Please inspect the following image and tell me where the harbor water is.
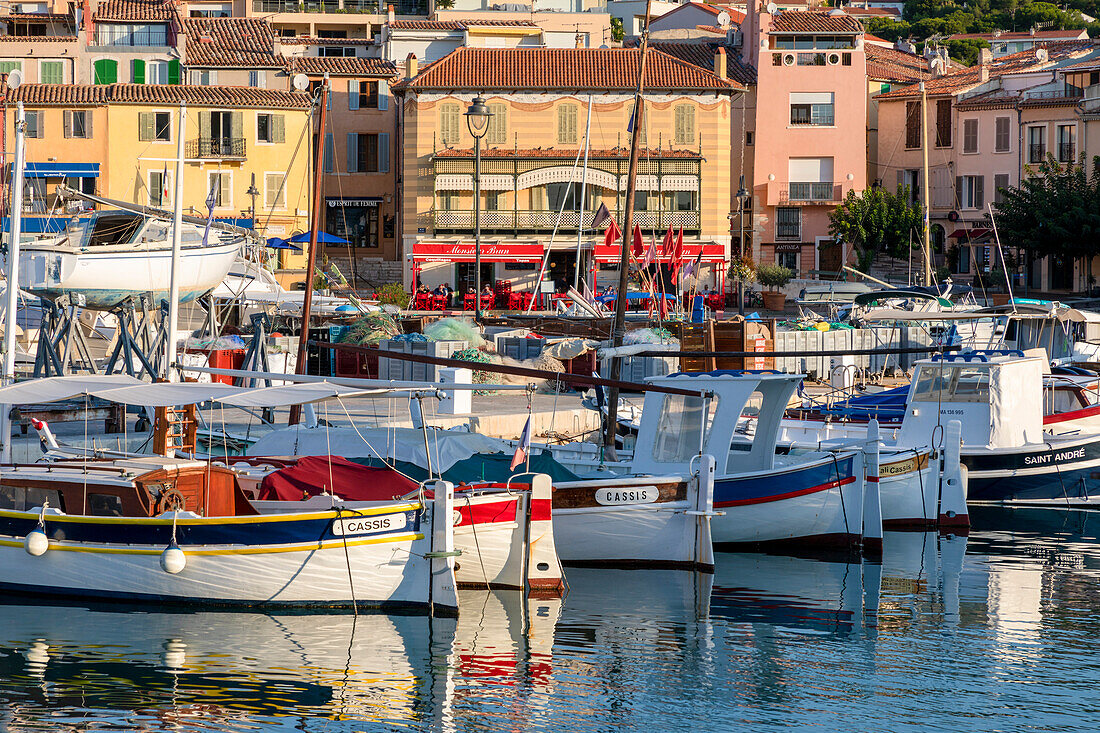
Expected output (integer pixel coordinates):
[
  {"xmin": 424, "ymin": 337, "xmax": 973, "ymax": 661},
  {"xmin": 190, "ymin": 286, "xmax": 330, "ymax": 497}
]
[{"xmin": 1, "ymin": 509, "xmax": 1099, "ymax": 731}]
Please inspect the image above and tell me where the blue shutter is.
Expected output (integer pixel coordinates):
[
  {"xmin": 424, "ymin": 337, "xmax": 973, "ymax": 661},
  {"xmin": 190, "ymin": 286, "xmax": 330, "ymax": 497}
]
[
  {"xmin": 378, "ymin": 80, "xmax": 389, "ymax": 111},
  {"xmin": 379, "ymin": 133, "xmax": 389, "ymax": 173},
  {"xmin": 323, "ymin": 132, "xmax": 334, "ymax": 173},
  {"xmin": 348, "ymin": 79, "xmax": 359, "ymax": 111},
  {"xmin": 346, "ymin": 132, "xmax": 357, "ymax": 173}
]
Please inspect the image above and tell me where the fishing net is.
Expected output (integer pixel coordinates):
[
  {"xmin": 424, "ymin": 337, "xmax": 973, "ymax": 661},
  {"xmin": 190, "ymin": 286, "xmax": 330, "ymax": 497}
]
[
  {"xmin": 624, "ymin": 327, "xmax": 679, "ymax": 346},
  {"xmin": 424, "ymin": 318, "xmax": 486, "ymax": 348},
  {"xmin": 338, "ymin": 313, "xmax": 401, "ymax": 345}
]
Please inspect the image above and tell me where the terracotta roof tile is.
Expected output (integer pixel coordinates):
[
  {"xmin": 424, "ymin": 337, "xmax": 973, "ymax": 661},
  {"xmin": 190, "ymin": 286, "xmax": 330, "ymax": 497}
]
[
  {"xmin": 396, "ymin": 47, "xmax": 741, "ymax": 91},
  {"xmin": 768, "ymin": 10, "xmax": 863, "ymax": 34},
  {"xmin": 434, "ymin": 147, "xmax": 701, "ymax": 159},
  {"xmin": 696, "ymin": 24, "xmax": 725, "ymax": 34},
  {"xmin": 866, "ymin": 44, "xmax": 931, "ymax": 83},
  {"xmin": 643, "ymin": 39, "xmax": 756, "ymax": 85},
  {"xmin": 288, "ymin": 56, "xmax": 398, "ymax": 77},
  {"xmin": 388, "ymin": 19, "xmax": 538, "ymax": 30},
  {"xmin": 5, "ymin": 83, "xmax": 311, "ymax": 109},
  {"xmin": 184, "ymin": 17, "xmax": 279, "ymax": 67},
  {"xmin": 93, "ymin": 0, "xmax": 177, "ymax": 21},
  {"xmin": 277, "ymin": 36, "xmax": 374, "ymax": 45},
  {"xmin": 0, "ymin": 34, "xmax": 78, "ymax": 41},
  {"xmin": 949, "ymin": 29, "xmax": 1087, "ymax": 41},
  {"xmin": 0, "ymin": 12, "xmax": 73, "ymax": 22}
]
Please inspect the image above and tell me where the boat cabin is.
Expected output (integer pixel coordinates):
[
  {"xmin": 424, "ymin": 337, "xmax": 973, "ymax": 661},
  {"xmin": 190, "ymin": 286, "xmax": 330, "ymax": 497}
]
[
  {"xmin": 62, "ymin": 211, "xmax": 206, "ymax": 249},
  {"xmin": 896, "ymin": 351, "xmax": 1045, "ymax": 451}
]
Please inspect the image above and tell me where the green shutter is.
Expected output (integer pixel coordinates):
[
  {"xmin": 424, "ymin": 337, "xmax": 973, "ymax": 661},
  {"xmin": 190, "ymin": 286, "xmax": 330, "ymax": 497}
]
[
  {"xmin": 131, "ymin": 59, "xmax": 145, "ymax": 84},
  {"xmin": 139, "ymin": 112, "xmax": 154, "ymax": 141},
  {"xmin": 93, "ymin": 59, "xmax": 117, "ymax": 85},
  {"xmin": 167, "ymin": 59, "xmax": 181, "ymax": 85},
  {"xmin": 272, "ymin": 114, "xmax": 285, "ymax": 144},
  {"xmin": 40, "ymin": 61, "xmax": 62, "ymax": 84}
]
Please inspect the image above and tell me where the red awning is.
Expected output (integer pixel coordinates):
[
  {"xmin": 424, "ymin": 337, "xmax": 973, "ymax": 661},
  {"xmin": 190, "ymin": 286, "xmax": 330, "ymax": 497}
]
[
  {"xmin": 258, "ymin": 456, "xmax": 418, "ymax": 502},
  {"xmin": 948, "ymin": 228, "xmax": 992, "ymax": 240},
  {"xmin": 592, "ymin": 241, "xmax": 725, "ymax": 263},
  {"xmin": 412, "ymin": 241, "xmax": 544, "ymax": 262}
]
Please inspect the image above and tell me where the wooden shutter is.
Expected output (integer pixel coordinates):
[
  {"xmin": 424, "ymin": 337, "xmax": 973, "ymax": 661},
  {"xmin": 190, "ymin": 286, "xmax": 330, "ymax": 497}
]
[
  {"xmin": 131, "ymin": 59, "xmax": 145, "ymax": 84},
  {"xmin": 85, "ymin": 112, "xmax": 92, "ymax": 139},
  {"xmin": 63, "ymin": 110, "xmax": 72, "ymax": 138},
  {"xmin": 348, "ymin": 79, "xmax": 359, "ymax": 110},
  {"xmin": 219, "ymin": 174, "xmax": 230, "ymax": 207},
  {"xmin": 167, "ymin": 59, "xmax": 181, "ymax": 84},
  {"xmin": 487, "ymin": 103, "xmax": 506, "ymax": 144},
  {"xmin": 935, "ymin": 99, "xmax": 951, "ymax": 147},
  {"xmin": 138, "ymin": 112, "xmax": 154, "ymax": 141},
  {"xmin": 569, "ymin": 104, "xmax": 578, "ymax": 143},
  {"xmin": 994, "ymin": 173, "xmax": 1009, "ymax": 204},
  {"xmin": 379, "ymin": 132, "xmax": 389, "ymax": 173},
  {"xmin": 231, "ymin": 111, "xmax": 243, "ymax": 140},
  {"xmin": 378, "ymin": 79, "xmax": 389, "ymax": 110},
  {"xmin": 347, "ymin": 132, "xmax": 358, "ymax": 173},
  {"xmin": 323, "ymin": 132, "xmax": 334, "ymax": 173},
  {"xmin": 199, "ymin": 111, "xmax": 211, "ymax": 140},
  {"xmin": 974, "ymin": 176, "xmax": 984, "ymax": 209},
  {"xmin": 272, "ymin": 114, "xmax": 285, "ymax": 144},
  {"xmin": 94, "ymin": 59, "xmax": 117, "ymax": 85},
  {"xmin": 906, "ymin": 101, "xmax": 920, "ymax": 148},
  {"xmin": 41, "ymin": 61, "xmax": 62, "ymax": 84},
  {"xmin": 955, "ymin": 176, "xmax": 963, "ymax": 207}
]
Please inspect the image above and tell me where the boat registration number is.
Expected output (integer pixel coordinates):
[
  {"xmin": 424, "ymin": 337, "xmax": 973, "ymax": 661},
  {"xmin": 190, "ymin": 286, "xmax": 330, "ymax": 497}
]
[
  {"xmin": 594, "ymin": 486, "xmax": 659, "ymax": 506},
  {"xmin": 331, "ymin": 513, "xmax": 407, "ymax": 536}
]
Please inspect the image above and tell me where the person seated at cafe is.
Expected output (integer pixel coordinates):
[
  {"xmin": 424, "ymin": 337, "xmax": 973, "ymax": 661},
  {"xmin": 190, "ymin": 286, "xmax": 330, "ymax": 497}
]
[{"xmin": 481, "ymin": 284, "xmax": 494, "ymax": 296}]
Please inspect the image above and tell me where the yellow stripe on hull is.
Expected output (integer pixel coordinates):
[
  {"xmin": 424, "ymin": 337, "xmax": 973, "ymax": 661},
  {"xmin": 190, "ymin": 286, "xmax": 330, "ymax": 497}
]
[{"xmin": 0, "ymin": 532, "xmax": 425, "ymax": 556}]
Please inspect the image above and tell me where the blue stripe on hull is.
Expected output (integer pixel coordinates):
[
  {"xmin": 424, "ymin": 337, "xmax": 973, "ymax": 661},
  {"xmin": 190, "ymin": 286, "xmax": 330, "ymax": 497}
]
[
  {"xmin": 968, "ymin": 466, "xmax": 1100, "ymax": 504},
  {"xmin": 715, "ymin": 455, "xmax": 856, "ymax": 506}
]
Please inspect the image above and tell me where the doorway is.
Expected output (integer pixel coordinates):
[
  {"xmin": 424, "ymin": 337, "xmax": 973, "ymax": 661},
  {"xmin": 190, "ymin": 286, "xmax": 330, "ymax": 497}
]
[
  {"xmin": 456, "ymin": 262, "xmax": 494, "ymax": 296},
  {"xmin": 548, "ymin": 251, "xmax": 577, "ymax": 293}
]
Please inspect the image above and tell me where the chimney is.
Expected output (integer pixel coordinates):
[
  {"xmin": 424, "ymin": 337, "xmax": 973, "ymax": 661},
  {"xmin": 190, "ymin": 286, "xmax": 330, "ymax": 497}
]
[
  {"xmin": 980, "ymin": 64, "xmax": 989, "ymax": 82},
  {"xmin": 979, "ymin": 47, "xmax": 992, "ymax": 66},
  {"xmin": 714, "ymin": 46, "xmax": 727, "ymax": 79},
  {"xmin": 387, "ymin": 3, "xmax": 395, "ymax": 22},
  {"xmin": 405, "ymin": 52, "xmax": 418, "ymax": 79},
  {"xmin": 575, "ymin": 29, "xmax": 584, "ymax": 48}
]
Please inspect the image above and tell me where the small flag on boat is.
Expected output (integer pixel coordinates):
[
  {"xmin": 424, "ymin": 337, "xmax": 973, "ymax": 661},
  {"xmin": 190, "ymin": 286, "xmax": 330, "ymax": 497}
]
[
  {"xmin": 161, "ymin": 164, "xmax": 170, "ymax": 206},
  {"xmin": 201, "ymin": 181, "xmax": 217, "ymax": 248},
  {"xmin": 662, "ymin": 226, "xmax": 675, "ymax": 266},
  {"xmin": 631, "ymin": 225, "xmax": 643, "ymax": 259},
  {"xmin": 510, "ymin": 416, "xmax": 532, "ymax": 471},
  {"xmin": 591, "ymin": 202, "xmax": 612, "ymax": 230},
  {"xmin": 642, "ymin": 232, "xmax": 657, "ymax": 269},
  {"xmin": 603, "ymin": 217, "xmax": 622, "ymax": 248}
]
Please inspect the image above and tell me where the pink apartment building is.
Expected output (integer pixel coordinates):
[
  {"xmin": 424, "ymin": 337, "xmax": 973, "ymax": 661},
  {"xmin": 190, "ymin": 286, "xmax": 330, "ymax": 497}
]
[{"xmin": 740, "ymin": 4, "xmax": 868, "ymax": 277}]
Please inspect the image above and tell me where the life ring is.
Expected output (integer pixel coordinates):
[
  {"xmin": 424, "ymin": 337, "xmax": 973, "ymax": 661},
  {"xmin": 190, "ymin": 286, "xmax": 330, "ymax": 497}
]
[{"xmin": 155, "ymin": 487, "xmax": 186, "ymax": 515}]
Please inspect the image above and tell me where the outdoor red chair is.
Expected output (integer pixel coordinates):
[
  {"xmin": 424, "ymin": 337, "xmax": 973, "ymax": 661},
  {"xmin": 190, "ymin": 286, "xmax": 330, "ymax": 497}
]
[
  {"xmin": 480, "ymin": 293, "xmax": 495, "ymax": 310},
  {"xmin": 431, "ymin": 294, "xmax": 447, "ymax": 311},
  {"xmin": 463, "ymin": 293, "xmax": 476, "ymax": 310},
  {"xmin": 414, "ymin": 293, "xmax": 432, "ymax": 310}
]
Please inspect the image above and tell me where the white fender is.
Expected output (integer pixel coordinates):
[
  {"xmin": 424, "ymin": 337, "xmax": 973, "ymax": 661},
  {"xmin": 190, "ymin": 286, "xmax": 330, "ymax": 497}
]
[
  {"xmin": 430, "ymin": 480, "xmax": 459, "ymax": 616},
  {"xmin": 938, "ymin": 420, "xmax": 969, "ymax": 530},
  {"xmin": 862, "ymin": 419, "xmax": 883, "ymax": 556},
  {"xmin": 690, "ymin": 454, "xmax": 717, "ymax": 570},
  {"xmin": 525, "ymin": 474, "xmax": 565, "ymax": 597}
]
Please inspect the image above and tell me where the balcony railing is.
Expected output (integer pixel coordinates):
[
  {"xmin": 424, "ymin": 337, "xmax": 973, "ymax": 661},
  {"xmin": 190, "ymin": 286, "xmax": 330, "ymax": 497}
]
[
  {"xmin": 433, "ymin": 209, "xmax": 701, "ymax": 233},
  {"xmin": 782, "ymin": 182, "xmax": 839, "ymax": 203},
  {"xmin": 253, "ymin": 0, "xmax": 423, "ymax": 11},
  {"xmin": 186, "ymin": 137, "xmax": 245, "ymax": 159},
  {"xmin": 1059, "ymin": 143, "xmax": 1076, "ymax": 162},
  {"xmin": 1028, "ymin": 144, "xmax": 1046, "ymax": 163}
]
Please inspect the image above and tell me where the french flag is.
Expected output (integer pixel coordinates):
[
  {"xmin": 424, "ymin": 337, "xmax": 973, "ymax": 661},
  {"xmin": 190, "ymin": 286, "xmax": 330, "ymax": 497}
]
[{"xmin": 511, "ymin": 416, "xmax": 532, "ymax": 471}]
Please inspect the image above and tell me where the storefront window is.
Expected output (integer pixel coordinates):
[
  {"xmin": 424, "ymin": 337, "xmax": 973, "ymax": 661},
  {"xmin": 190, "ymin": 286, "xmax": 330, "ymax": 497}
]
[{"xmin": 325, "ymin": 198, "xmax": 380, "ymax": 248}]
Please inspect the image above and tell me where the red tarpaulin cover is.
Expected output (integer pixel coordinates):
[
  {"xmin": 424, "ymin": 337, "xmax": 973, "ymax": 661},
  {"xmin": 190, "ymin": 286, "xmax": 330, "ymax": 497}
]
[{"xmin": 258, "ymin": 455, "xmax": 419, "ymax": 502}]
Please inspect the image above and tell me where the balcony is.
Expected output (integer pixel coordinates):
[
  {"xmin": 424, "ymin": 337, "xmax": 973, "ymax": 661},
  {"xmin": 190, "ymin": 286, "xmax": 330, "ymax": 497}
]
[
  {"xmin": 433, "ymin": 209, "xmax": 701, "ymax": 233},
  {"xmin": 780, "ymin": 182, "xmax": 840, "ymax": 204},
  {"xmin": 1028, "ymin": 144, "xmax": 1047, "ymax": 164},
  {"xmin": 186, "ymin": 137, "xmax": 245, "ymax": 160},
  {"xmin": 253, "ymin": 0, "xmax": 422, "ymax": 11}
]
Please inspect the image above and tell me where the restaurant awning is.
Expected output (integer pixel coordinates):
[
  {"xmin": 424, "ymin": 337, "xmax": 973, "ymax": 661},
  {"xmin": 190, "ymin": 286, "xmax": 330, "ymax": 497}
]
[
  {"xmin": 411, "ymin": 241, "xmax": 544, "ymax": 263},
  {"xmin": 592, "ymin": 240, "xmax": 725, "ymax": 263},
  {"xmin": 948, "ymin": 227, "xmax": 992, "ymax": 240},
  {"xmin": 13, "ymin": 162, "xmax": 101, "ymax": 178}
]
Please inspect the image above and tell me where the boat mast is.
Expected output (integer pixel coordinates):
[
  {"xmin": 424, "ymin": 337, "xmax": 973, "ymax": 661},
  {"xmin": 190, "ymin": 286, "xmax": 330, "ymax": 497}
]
[
  {"xmin": 920, "ymin": 81, "xmax": 931, "ymax": 286},
  {"xmin": 573, "ymin": 93, "xmax": 593, "ymax": 291},
  {"xmin": 1, "ymin": 99, "xmax": 26, "ymax": 463},
  {"xmin": 604, "ymin": 0, "xmax": 653, "ymax": 452},
  {"xmin": 165, "ymin": 102, "xmax": 186, "ymax": 382},
  {"xmin": 290, "ymin": 81, "xmax": 329, "ymax": 425}
]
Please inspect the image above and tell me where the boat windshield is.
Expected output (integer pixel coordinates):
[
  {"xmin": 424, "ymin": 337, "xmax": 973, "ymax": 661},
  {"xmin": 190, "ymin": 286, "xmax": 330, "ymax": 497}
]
[
  {"xmin": 651, "ymin": 393, "xmax": 717, "ymax": 463},
  {"xmin": 911, "ymin": 365, "xmax": 991, "ymax": 403},
  {"xmin": 87, "ymin": 214, "xmax": 145, "ymax": 246}
]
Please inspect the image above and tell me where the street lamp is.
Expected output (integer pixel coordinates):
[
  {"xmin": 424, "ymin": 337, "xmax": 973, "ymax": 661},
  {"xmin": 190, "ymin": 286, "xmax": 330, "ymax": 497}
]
[
  {"xmin": 465, "ymin": 96, "xmax": 492, "ymax": 320},
  {"xmin": 735, "ymin": 175, "xmax": 751, "ymax": 316}
]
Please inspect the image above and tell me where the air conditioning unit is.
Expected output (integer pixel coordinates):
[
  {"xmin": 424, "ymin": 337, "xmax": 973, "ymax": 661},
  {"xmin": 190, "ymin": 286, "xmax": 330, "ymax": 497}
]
[
  {"xmin": 783, "ymin": 52, "xmax": 796, "ymax": 66},
  {"xmin": 827, "ymin": 52, "xmax": 841, "ymax": 65}
]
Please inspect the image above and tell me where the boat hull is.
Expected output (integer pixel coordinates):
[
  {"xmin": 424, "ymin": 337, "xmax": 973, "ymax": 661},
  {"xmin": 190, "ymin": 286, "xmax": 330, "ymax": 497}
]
[
  {"xmin": 0, "ymin": 503, "xmax": 442, "ymax": 609},
  {"xmin": 962, "ymin": 435, "xmax": 1100, "ymax": 506},
  {"xmin": 20, "ymin": 240, "xmax": 241, "ymax": 310}
]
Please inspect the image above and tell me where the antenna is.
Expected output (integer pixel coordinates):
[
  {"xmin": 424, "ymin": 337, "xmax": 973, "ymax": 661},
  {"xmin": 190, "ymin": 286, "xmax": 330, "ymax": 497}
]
[{"xmin": 292, "ymin": 73, "xmax": 309, "ymax": 91}]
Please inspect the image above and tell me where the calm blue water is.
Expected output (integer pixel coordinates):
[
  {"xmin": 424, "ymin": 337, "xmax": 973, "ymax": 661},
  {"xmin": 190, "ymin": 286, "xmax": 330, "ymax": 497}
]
[{"xmin": 2, "ymin": 507, "xmax": 1100, "ymax": 732}]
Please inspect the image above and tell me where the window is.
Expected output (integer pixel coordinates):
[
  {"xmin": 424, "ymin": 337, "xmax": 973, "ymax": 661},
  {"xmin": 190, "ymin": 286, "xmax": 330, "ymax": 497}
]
[
  {"xmin": 994, "ymin": 173, "xmax": 1009, "ymax": 204},
  {"xmin": 96, "ymin": 22, "xmax": 168, "ymax": 46},
  {"xmin": 265, "ymin": 173, "xmax": 286, "ymax": 210},
  {"xmin": 93, "ymin": 58, "xmax": 118, "ymax": 84},
  {"xmin": 207, "ymin": 172, "xmax": 230, "ymax": 208},
  {"xmin": 323, "ymin": 132, "xmax": 334, "ymax": 173},
  {"xmin": 776, "ymin": 250, "xmax": 798, "ymax": 271},
  {"xmin": 88, "ymin": 493, "xmax": 124, "ymax": 517},
  {"xmin": 788, "ymin": 157, "xmax": 834, "ymax": 201},
  {"xmin": 746, "ymin": 131, "xmax": 754, "ymax": 146},
  {"xmin": 146, "ymin": 60, "xmax": 168, "ymax": 84},
  {"xmin": 934, "ymin": 99, "xmax": 951, "ymax": 147},
  {"xmin": 957, "ymin": 175, "xmax": 984, "ymax": 209},
  {"xmin": 995, "ymin": 116, "xmax": 1010, "ymax": 152},
  {"xmin": 437, "ymin": 192, "xmax": 457, "ymax": 211},
  {"xmin": 487, "ymin": 103, "xmax": 507, "ymax": 145},
  {"xmin": 628, "ymin": 102, "xmax": 646, "ymax": 146},
  {"xmin": 149, "ymin": 169, "xmax": 171, "ymax": 207},
  {"xmin": 651, "ymin": 394, "xmax": 716, "ymax": 464},
  {"xmin": 558, "ymin": 103, "xmax": 578, "ymax": 144},
  {"xmin": 667, "ymin": 190, "xmax": 696, "ymax": 211},
  {"xmin": 346, "ymin": 132, "xmax": 390, "ymax": 173},
  {"xmin": 776, "ymin": 206, "xmax": 800, "ymax": 240},
  {"xmin": 39, "ymin": 60, "xmax": 63, "ymax": 84},
  {"xmin": 911, "ymin": 366, "xmax": 990, "ymax": 404},
  {"xmin": 0, "ymin": 61, "xmax": 21, "ymax": 75},
  {"xmin": 789, "ymin": 92, "xmax": 834, "ymax": 126},
  {"xmin": 192, "ymin": 69, "xmax": 216, "ymax": 85},
  {"xmin": 1057, "ymin": 124, "xmax": 1075, "ymax": 162},
  {"xmin": 905, "ymin": 100, "xmax": 921, "ymax": 149},
  {"xmin": 64, "ymin": 110, "xmax": 91, "ymax": 139},
  {"xmin": 256, "ymin": 113, "xmax": 283, "ymax": 144},
  {"xmin": 319, "ymin": 46, "xmax": 355, "ymax": 57},
  {"xmin": 24, "ymin": 110, "xmax": 42, "ymax": 138},
  {"xmin": 951, "ymin": 241, "xmax": 970, "ymax": 274},
  {"xmin": 138, "ymin": 111, "xmax": 172, "ymax": 141},
  {"xmin": 962, "ymin": 118, "xmax": 978, "ymax": 154},
  {"xmin": 1028, "ymin": 126, "xmax": 1046, "ymax": 163},
  {"xmin": 440, "ymin": 103, "xmax": 460, "ymax": 146},
  {"xmin": 248, "ymin": 70, "xmax": 266, "ymax": 88},
  {"xmin": 547, "ymin": 182, "xmax": 591, "ymax": 211},
  {"xmin": 897, "ymin": 168, "xmax": 920, "ymax": 204},
  {"xmin": 674, "ymin": 104, "xmax": 695, "ymax": 144}
]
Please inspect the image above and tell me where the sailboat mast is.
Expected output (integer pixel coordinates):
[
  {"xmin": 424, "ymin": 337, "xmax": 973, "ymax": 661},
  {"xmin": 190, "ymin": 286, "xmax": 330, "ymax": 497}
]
[
  {"xmin": 574, "ymin": 93, "xmax": 593, "ymax": 291},
  {"xmin": 1, "ymin": 100, "xmax": 26, "ymax": 463},
  {"xmin": 920, "ymin": 81, "xmax": 931, "ymax": 286},
  {"xmin": 290, "ymin": 81, "xmax": 329, "ymax": 425},
  {"xmin": 604, "ymin": 0, "xmax": 654, "ymax": 451},
  {"xmin": 165, "ymin": 102, "xmax": 186, "ymax": 382}
]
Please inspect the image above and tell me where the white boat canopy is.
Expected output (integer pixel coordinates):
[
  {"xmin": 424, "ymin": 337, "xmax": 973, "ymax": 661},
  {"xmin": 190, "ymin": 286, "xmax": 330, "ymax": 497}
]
[{"xmin": 858, "ymin": 307, "xmax": 1089, "ymax": 322}]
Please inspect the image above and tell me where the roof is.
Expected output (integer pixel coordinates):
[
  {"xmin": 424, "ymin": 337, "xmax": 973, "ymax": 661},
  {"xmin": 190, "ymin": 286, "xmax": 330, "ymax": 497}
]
[
  {"xmin": 288, "ymin": 56, "xmax": 398, "ymax": 77},
  {"xmin": 949, "ymin": 29, "xmax": 1088, "ymax": 42},
  {"xmin": 655, "ymin": 2, "xmax": 746, "ymax": 25},
  {"xmin": 842, "ymin": 6, "xmax": 899, "ymax": 15},
  {"xmin": 277, "ymin": 36, "xmax": 375, "ymax": 45},
  {"xmin": 866, "ymin": 44, "xmax": 930, "ymax": 83},
  {"xmin": 644, "ymin": 39, "xmax": 757, "ymax": 85},
  {"xmin": 696, "ymin": 24, "xmax": 726, "ymax": 34},
  {"xmin": 395, "ymin": 47, "xmax": 742, "ymax": 92},
  {"xmin": 388, "ymin": 19, "xmax": 538, "ymax": 31},
  {"xmin": 0, "ymin": 12, "xmax": 73, "ymax": 22},
  {"xmin": 875, "ymin": 40, "xmax": 1098, "ymax": 100},
  {"xmin": 0, "ymin": 34, "xmax": 78, "ymax": 41},
  {"xmin": 4, "ymin": 83, "xmax": 311, "ymax": 109},
  {"xmin": 92, "ymin": 0, "xmax": 177, "ymax": 22},
  {"xmin": 183, "ymin": 17, "xmax": 279, "ymax": 68},
  {"xmin": 768, "ymin": 10, "xmax": 863, "ymax": 34},
  {"xmin": 434, "ymin": 147, "xmax": 702, "ymax": 159}
]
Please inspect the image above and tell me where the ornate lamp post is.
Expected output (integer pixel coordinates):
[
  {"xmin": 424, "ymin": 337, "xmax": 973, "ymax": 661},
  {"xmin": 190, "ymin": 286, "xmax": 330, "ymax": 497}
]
[
  {"xmin": 735, "ymin": 175, "xmax": 751, "ymax": 316},
  {"xmin": 464, "ymin": 97, "xmax": 492, "ymax": 320}
]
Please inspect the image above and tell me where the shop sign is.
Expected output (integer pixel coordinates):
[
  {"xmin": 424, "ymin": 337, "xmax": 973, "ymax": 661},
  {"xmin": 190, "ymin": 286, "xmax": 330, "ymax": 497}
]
[{"xmin": 413, "ymin": 241, "xmax": 544, "ymax": 262}]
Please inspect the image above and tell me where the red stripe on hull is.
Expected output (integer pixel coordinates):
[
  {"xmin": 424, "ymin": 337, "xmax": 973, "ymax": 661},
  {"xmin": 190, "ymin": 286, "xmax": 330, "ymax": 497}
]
[
  {"xmin": 715, "ymin": 476, "xmax": 857, "ymax": 508},
  {"xmin": 1045, "ymin": 404, "xmax": 1100, "ymax": 425},
  {"xmin": 527, "ymin": 578, "xmax": 566, "ymax": 598},
  {"xmin": 457, "ymin": 499, "xmax": 519, "ymax": 527},
  {"xmin": 529, "ymin": 498, "xmax": 552, "ymax": 522},
  {"xmin": 883, "ymin": 518, "xmax": 938, "ymax": 530},
  {"xmin": 714, "ymin": 531, "xmax": 862, "ymax": 557}
]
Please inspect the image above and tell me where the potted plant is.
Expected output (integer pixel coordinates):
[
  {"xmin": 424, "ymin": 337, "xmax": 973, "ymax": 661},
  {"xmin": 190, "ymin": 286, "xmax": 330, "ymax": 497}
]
[
  {"xmin": 728, "ymin": 256, "xmax": 756, "ymax": 311},
  {"xmin": 755, "ymin": 263, "xmax": 792, "ymax": 311}
]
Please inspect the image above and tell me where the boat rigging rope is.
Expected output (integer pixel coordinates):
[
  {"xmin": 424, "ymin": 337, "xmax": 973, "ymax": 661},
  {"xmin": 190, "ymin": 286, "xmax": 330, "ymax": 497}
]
[
  {"xmin": 911, "ymin": 448, "xmax": 930, "ymax": 525},
  {"xmin": 333, "ymin": 395, "xmax": 393, "ymax": 467},
  {"xmin": 463, "ymin": 493, "xmax": 490, "ymax": 591},
  {"xmin": 1045, "ymin": 439, "xmax": 1073, "ymax": 508},
  {"xmin": 829, "ymin": 452, "xmax": 850, "ymax": 539}
]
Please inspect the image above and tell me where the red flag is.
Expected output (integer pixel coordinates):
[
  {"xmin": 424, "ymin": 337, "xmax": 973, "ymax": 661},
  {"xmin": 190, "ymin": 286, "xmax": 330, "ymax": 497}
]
[
  {"xmin": 603, "ymin": 218, "xmax": 622, "ymax": 248},
  {"xmin": 670, "ymin": 227, "xmax": 684, "ymax": 277},
  {"xmin": 631, "ymin": 225, "xmax": 643, "ymax": 259},
  {"xmin": 662, "ymin": 226, "xmax": 675, "ymax": 266}
]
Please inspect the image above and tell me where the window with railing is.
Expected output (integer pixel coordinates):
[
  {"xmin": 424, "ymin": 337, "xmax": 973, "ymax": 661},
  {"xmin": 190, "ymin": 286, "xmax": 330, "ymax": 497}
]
[
  {"xmin": 95, "ymin": 22, "xmax": 167, "ymax": 46},
  {"xmin": 776, "ymin": 206, "xmax": 801, "ymax": 240},
  {"xmin": 1028, "ymin": 126, "xmax": 1046, "ymax": 163},
  {"xmin": 1057, "ymin": 124, "xmax": 1075, "ymax": 162},
  {"xmin": 789, "ymin": 92, "xmax": 834, "ymax": 126},
  {"xmin": 186, "ymin": 137, "xmax": 245, "ymax": 158},
  {"xmin": 787, "ymin": 182, "xmax": 834, "ymax": 201}
]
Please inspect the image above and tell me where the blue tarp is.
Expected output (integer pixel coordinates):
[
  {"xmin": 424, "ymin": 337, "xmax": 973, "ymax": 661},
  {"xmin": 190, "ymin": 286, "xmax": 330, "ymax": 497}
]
[
  {"xmin": 9, "ymin": 162, "xmax": 100, "ymax": 178},
  {"xmin": 3, "ymin": 215, "xmax": 254, "ymax": 234}
]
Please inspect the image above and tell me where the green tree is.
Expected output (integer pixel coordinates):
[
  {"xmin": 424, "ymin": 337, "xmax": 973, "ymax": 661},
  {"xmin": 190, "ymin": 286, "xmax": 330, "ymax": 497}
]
[
  {"xmin": 611, "ymin": 17, "xmax": 625, "ymax": 42},
  {"xmin": 828, "ymin": 187, "xmax": 923, "ymax": 272},
  {"xmin": 945, "ymin": 38, "xmax": 992, "ymax": 65},
  {"xmin": 993, "ymin": 155, "xmax": 1100, "ymax": 262}
]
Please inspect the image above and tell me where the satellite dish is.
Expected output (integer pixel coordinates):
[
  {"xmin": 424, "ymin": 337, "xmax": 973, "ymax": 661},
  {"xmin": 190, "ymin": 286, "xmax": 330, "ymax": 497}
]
[
  {"xmin": 766, "ymin": 2, "xmax": 777, "ymax": 14},
  {"xmin": 599, "ymin": 43, "xmax": 609, "ymax": 49},
  {"xmin": 292, "ymin": 73, "xmax": 309, "ymax": 91},
  {"xmin": 6, "ymin": 69, "xmax": 23, "ymax": 90},
  {"xmin": 717, "ymin": 10, "xmax": 730, "ymax": 25}
]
